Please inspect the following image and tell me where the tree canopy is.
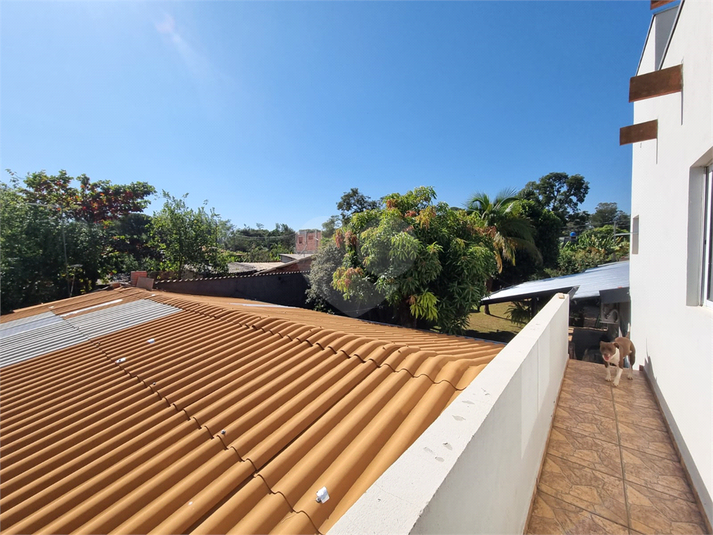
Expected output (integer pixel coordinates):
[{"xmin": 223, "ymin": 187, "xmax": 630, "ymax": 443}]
[
  {"xmin": 590, "ymin": 202, "xmax": 630, "ymax": 230},
  {"xmin": 149, "ymin": 192, "xmax": 228, "ymax": 276},
  {"xmin": 336, "ymin": 188, "xmax": 379, "ymax": 223},
  {"xmin": 332, "ymin": 186, "xmax": 497, "ymax": 333},
  {"xmin": 520, "ymin": 172, "xmax": 590, "ymax": 231},
  {"xmin": 21, "ymin": 170, "xmax": 155, "ymax": 223},
  {"xmin": 465, "ymin": 189, "xmax": 540, "ymax": 272},
  {"xmin": 1, "ymin": 171, "xmax": 157, "ymax": 313}
]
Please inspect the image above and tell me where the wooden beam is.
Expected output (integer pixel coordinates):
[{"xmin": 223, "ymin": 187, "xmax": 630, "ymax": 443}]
[
  {"xmin": 629, "ymin": 65, "xmax": 682, "ymax": 102},
  {"xmin": 620, "ymin": 120, "xmax": 658, "ymax": 145},
  {"xmin": 651, "ymin": 0, "xmax": 675, "ymax": 9}
]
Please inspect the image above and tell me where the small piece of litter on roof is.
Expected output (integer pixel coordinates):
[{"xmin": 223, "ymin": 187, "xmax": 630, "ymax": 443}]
[
  {"xmin": 116, "ymin": 358, "xmax": 126, "ymax": 364},
  {"xmin": 316, "ymin": 486, "xmax": 330, "ymax": 503},
  {"xmin": 147, "ymin": 338, "xmax": 155, "ymax": 344},
  {"xmin": 220, "ymin": 430, "xmax": 226, "ymax": 435}
]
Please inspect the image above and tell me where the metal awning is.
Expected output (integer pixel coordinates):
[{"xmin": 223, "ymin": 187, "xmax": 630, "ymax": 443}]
[{"xmin": 482, "ymin": 261, "xmax": 629, "ymax": 304}]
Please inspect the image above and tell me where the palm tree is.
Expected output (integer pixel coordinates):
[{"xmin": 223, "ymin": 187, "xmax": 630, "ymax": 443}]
[{"xmin": 465, "ymin": 189, "xmax": 541, "ymax": 314}]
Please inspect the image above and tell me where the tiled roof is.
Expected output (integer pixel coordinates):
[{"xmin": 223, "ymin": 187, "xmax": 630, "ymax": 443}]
[{"xmin": 0, "ymin": 288, "xmax": 502, "ymax": 534}]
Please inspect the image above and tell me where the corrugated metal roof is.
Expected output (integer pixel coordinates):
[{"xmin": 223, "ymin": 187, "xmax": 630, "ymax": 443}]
[
  {"xmin": 0, "ymin": 289, "xmax": 503, "ymax": 534},
  {"xmin": 0, "ymin": 298, "xmax": 180, "ymax": 370},
  {"xmin": 482, "ymin": 261, "xmax": 629, "ymax": 304},
  {"xmin": 228, "ymin": 262, "xmax": 284, "ymax": 273}
]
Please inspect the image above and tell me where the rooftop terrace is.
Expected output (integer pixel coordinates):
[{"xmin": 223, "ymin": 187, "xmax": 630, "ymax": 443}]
[{"xmin": 527, "ymin": 360, "xmax": 709, "ymax": 535}]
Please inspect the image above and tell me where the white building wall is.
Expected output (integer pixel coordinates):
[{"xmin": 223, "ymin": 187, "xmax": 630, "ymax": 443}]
[
  {"xmin": 330, "ymin": 293, "xmax": 570, "ymax": 535},
  {"xmin": 630, "ymin": 0, "xmax": 713, "ymax": 525}
]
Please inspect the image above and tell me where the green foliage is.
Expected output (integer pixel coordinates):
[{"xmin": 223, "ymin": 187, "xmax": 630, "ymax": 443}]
[
  {"xmin": 149, "ymin": 192, "xmax": 228, "ymax": 277},
  {"xmin": 555, "ymin": 227, "xmax": 629, "ymax": 276},
  {"xmin": 506, "ymin": 301, "xmax": 532, "ymax": 326},
  {"xmin": 1, "ymin": 182, "xmax": 65, "ymax": 311},
  {"xmin": 321, "ymin": 215, "xmax": 340, "ymax": 240},
  {"xmin": 21, "ymin": 169, "xmax": 155, "ymax": 224},
  {"xmin": 498, "ymin": 200, "xmax": 562, "ymax": 286},
  {"xmin": 590, "ymin": 202, "xmax": 630, "ymax": 231},
  {"xmin": 306, "ymin": 241, "xmax": 349, "ymax": 312},
  {"xmin": 1, "ymin": 171, "xmax": 158, "ymax": 312},
  {"xmin": 332, "ymin": 186, "xmax": 497, "ymax": 334},
  {"xmin": 465, "ymin": 189, "xmax": 541, "ymax": 272},
  {"xmin": 337, "ymin": 188, "xmax": 379, "ymax": 224},
  {"xmin": 221, "ymin": 222, "xmax": 295, "ymax": 260},
  {"xmin": 520, "ymin": 172, "xmax": 590, "ymax": 228}
]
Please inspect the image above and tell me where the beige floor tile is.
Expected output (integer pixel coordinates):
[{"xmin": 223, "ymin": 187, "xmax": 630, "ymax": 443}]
[
  {"xmin": 559, "ymin": 388, "xmax": 617, "ymax": 419},
  {"xmin": 615, "ymin": 400, "xmax": 668, "ymax": 432},
  {"xmin": 561, "ymin": 377, "xmax": 614, "ymax": 403},
  {"xmin": 621, "ymin": 446, "xmax": 695, "ymax": 502},
  {"xmin": 548, "ymin": 426, "xmax": 623, "ymax": 478},
  {"xmin": 538, "ymin": 454, "xmax": 628, "ymax": 527},
  {"xmin": 613, "ymin": 383, "xmax": 658, "ymax": 409},
  {"xmin": 527, "ymin": 492, "xmax": 629, "ymax": 535},
  {"xmin": 626, "ymin": 481, "xmax": 707, "ymax": 534},
  {"xmin": 554, "ymin": 405, "xmax": 619, "ymax": 444},
  {"xmin": 617, "ymin": 421, "xmax": 678, "ymax": 462}
]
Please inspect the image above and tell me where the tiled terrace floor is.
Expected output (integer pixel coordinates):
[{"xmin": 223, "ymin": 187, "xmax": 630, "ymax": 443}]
[{"xmin": 526, "ymin": 359, "xmax": 709, "ymax": 535}]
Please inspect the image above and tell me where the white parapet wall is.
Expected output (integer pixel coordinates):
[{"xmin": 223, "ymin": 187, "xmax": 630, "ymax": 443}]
[{"xmin": 330, "ymin": 293, "xmax": 570, "ymax": 535}]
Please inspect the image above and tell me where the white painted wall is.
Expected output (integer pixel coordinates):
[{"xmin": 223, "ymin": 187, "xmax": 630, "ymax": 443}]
[
  {"xmin": 329, "ymin": 293, "xmax": 570, "ymax": 535},
  {"xmin": 630, "ymin": 0, "xmax": 713, "ymax": 526}
]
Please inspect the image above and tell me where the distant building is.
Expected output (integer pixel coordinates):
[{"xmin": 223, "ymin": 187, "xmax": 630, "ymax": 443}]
[{"xmin": 295, "ymin": 229, "xmax": 321, "ymax": 253}]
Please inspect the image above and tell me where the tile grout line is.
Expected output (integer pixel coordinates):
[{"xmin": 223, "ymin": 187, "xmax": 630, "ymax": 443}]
[
  {"xmin": 536, "ymin": 489, "xmax": 630, "ymax": 534},
  {"xmin": 610, "ymin": 382, "xmax": 634, "ymax": 533}
]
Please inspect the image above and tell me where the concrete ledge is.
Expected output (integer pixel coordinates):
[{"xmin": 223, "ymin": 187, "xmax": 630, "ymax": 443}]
[{"xmin": 329, "ymin": 293, "xmax": 570, "ymax": 535}]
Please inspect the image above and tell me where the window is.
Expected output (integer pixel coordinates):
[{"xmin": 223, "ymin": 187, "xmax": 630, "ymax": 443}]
[
  {"xmin": 631, "ymin": 216, "xmax": 640, "ymax": 255},
  {"xmin": 703, "ymin": 166, "xmax": 713, "ymax": 305}
]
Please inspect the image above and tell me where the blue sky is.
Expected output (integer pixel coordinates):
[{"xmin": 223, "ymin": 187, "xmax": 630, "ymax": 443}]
[{"xmin": 1, "ymin": 1, "xmax": 651, "ymax": 231}]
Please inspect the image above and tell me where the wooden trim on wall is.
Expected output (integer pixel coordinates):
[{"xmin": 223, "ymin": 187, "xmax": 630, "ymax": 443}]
[
  {"xmin": 651, "ymin": 0, "xmax": 675, "ymax": 9},
  {"xmin": 620, "ymin": 120, "xmax": 658, "ymax": 145},
  {"xmin": 629, "ymin": 65, "xmax": 682, "ymax": 102}
]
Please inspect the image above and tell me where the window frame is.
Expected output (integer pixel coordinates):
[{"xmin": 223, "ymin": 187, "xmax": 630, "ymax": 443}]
[{"xmin": 703, "ymin": 165, "xmax": 713, "ymax": 307}]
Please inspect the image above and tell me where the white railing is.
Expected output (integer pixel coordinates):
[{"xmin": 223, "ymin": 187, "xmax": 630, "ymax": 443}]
[{"xmin": 330, "ymin": 293, "xmax": 570, "ymax": 535}]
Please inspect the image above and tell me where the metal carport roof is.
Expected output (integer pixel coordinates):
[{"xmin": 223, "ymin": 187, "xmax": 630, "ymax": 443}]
[{"xmin": 482, "ymin": 261, "xmax": 629, "ymax": 304}]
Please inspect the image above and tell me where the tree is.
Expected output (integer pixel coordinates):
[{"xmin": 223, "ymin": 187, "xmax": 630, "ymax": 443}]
[
  {"xmin": 321, "ymin": 215, "xmax": 340, "ymax": 240},
  {"xmin": 591, "ymin": 202, "xmax": 630, "ymax": 231},
  {"xmin": 465, "ymin": 189, "xmax": 541, "ymax": 314},
  {"xmin": 149, "ymin": 192, "xmax": 228, "ymax": 277},
  {"xmin": 337, "ymin": 188, "xmax": 379, "ymax": 224},
  {"xmin": 520, "ymin": 172, "xmax": 590, "ymax": 228},
  {"xmin": 1, "ymin": 181, "xmax": 66, "ymax": 312},
  {"xmin": 464, "ymin": 189, "xmax": 540, "ymax": 272},
  {"xmin": 555, "ymin": 227, "xmax": 629, "ymax": 276},
  {"xmin": 498, "ymin": 199, "xmax": 563, "ymax": 287},
  {"xmin": 1, "ymin": 170, "xmax": 157, "ymax": 312},
  {"xmin": 222, "ymin": 223, "xmax": 296, "ymax": 260},
  {"xmin": 21, "ymin": 170, "xmax": 155, "ymax": 223},
  {"xmin": 332, "ymin": 186, "xmax": 497, "ymax": 334},
  {"xmin": 306, "ymin": 241, "xmax": 350, "ymax": 313}
]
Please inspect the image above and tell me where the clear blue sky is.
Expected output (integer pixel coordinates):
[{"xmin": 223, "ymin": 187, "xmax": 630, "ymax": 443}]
[{"xmin": 1, "ymin": 1, "xmax": 651, "ymax": 231}]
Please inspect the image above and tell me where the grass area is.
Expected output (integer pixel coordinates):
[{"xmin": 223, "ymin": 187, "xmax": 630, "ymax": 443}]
[{"xmin": 464, "ymin": 301, "xmax": 523, "ymax": 343}]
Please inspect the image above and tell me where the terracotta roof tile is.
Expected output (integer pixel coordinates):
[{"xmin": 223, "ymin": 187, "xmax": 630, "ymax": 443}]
[{"xmin": 0, "ymin": 288, "xmax": 503, "ymax": 534}]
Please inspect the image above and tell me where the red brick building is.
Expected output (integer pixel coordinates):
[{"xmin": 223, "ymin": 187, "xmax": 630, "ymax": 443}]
[{"xmin": 295, "ymin": 229, "xmax": 321, "ymax": 253}]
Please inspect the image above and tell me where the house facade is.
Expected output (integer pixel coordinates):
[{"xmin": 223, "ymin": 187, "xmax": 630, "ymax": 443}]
[
  {"xmin": 295, "ymin": 229, "xmax": 322, "ymax": 254},
  {"xmin": 622, "ymin": 0, "xmax": 712, "ymax": 525}
]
